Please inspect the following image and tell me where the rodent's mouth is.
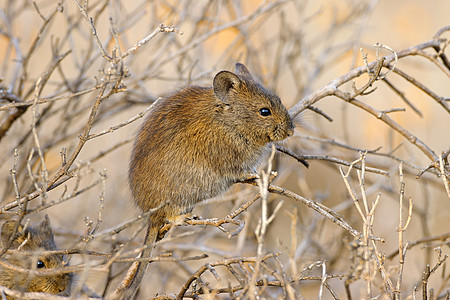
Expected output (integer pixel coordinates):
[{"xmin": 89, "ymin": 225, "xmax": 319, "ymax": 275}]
[
  {"xmin": 268, "ymin": 124, "xmax": 292, "ymax": 142},
  {"xmin": 269, "ymin": 130, "xmax": 292, "ymax": 142}
]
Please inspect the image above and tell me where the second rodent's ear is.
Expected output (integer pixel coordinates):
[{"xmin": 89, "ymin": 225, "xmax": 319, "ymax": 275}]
[
  {"xmin": 213, "ymin": 70, "xmax": 240, "ymax": 103},
  {"xmin": 38, "ymin": 214, "xmax": 53, "ymax": 234},
  {"xmin": 1, "ymin": 220, "xmax": 24, "ymax": 247}
]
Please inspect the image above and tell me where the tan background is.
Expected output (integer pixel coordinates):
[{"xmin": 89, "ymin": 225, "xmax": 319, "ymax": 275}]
[{"xmin": 0, "ymin": 0, "xmax": 449, "ymax": 298}]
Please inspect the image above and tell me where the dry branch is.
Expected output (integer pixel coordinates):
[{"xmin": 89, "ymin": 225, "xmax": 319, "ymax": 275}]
[{"xmin": 0, "ymin": 1, "xmax": 449, "ymax": 299}]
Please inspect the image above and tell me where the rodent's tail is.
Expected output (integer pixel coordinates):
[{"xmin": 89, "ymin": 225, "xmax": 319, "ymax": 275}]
[{"xmin": 110, "ymin": 224, "xmax": 158, "ymax": 300}]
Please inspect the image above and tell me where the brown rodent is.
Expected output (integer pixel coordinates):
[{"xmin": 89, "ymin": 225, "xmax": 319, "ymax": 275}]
[
  {"xmin": 123, "ymin": 63, "xmax": 294, "ymax": 298},
  {"xmin": 0, "ymin": 215, "xmax": 72, "ymax": 299}
]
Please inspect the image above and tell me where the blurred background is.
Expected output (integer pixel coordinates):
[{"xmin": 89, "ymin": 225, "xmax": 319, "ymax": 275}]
[{"xmin": 0, "ymin": 0, "xmax": 449, "ymax": 298}]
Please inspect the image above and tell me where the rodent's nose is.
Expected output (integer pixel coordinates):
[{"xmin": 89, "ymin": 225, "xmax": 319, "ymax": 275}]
[
  {"xmin": 287, "ymin": 122, "xmax": 295, "ymax": 137},
  {"xmin": 287, "ymin": 127, "xmax": 294, "ymax": 137}
]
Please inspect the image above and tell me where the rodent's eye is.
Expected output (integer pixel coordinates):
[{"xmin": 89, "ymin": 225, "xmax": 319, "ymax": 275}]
[
  {"xmin": 259, "ymin": 108, "xmax": 271, "ymax": 117},
  {"xmin": 36, "ymin": 260, "xmax": 46, "ymax": 269}
]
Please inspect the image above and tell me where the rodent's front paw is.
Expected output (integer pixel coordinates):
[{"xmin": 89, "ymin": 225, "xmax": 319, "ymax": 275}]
[{"xmin": 236, "ymin": 173, "xmax": 260, "ymax": 183}]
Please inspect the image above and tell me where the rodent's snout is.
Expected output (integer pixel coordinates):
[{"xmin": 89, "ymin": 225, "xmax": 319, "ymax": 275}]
[
  {"xmin": 286, "ymin": 118, "xmax": 295, "ymax": 137},
  {"xmin": 287, "ymin": 126, "xmax": 294, "ymax": 137},
  {"xmin": 271, "ymin": 121, "xmax": 294, "ymax": 142}
]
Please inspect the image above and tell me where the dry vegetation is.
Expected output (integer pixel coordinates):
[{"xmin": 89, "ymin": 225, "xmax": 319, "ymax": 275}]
[{"xmin": 0, "ymin": 0, "xmax": 449, "ymax": 299}]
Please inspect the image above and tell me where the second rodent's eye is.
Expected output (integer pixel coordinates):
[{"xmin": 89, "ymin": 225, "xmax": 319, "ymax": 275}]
[
  {"xmin": 37, "ymin": 260, "xmax": 46, "ymax": 269},
  {"xmin": 259, "ymin": 108, "xmax": 271, "ymax": 117}
]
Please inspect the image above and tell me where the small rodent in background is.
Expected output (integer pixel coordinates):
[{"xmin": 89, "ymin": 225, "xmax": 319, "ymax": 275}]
[
  {"xmin": 123, "ymin": 63, "xmax": 294, "ymax": 298},
  {"xmin": 0, "ymin": 215, "xmax": 72, "ymax": 299}
]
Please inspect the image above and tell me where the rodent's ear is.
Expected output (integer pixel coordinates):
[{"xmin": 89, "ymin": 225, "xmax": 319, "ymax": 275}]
[
  {"xmin": 213, "ymin": 70, "xmax": 240, "ymax": 103},
  {"xmin": 235, "ymin": 63, "xmax": 254, "ymax": 80},
  {"xmin": 1, "ymin": 220, "xmax": 24, "ymax": 247},
  {"xmin": 38, "ymin": 214, "xmax": 53, "ymax": 234}
]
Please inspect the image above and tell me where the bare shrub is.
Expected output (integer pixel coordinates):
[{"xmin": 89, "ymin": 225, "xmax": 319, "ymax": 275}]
[{"xmin": 0, "ymin": 0, "xmax": 449, "ymax": 299}]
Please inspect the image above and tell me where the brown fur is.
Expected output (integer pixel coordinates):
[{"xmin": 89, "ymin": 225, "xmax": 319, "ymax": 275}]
[
  {"xmin": 0, "ymin": 215, "xmax": 72, "ymax": 299},
  {"xmin": 124, "ymin": 63, "xmax": 293, "ymax": 299}
]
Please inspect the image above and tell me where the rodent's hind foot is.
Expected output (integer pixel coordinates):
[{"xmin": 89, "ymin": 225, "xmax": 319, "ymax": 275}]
[
  {"xmin": 179, "ymin": 212, "xmax": 202, "ymax": 222},
  {"xmin": 159, "ymin": 213, "xmax": 202, "ymax": 237},
  {"xmin": 170, "ymin": 212, "xmax": 202, "ymax": 224}
]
